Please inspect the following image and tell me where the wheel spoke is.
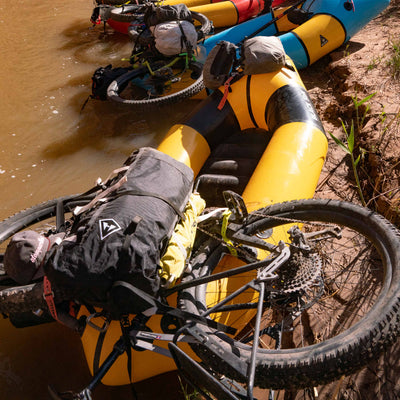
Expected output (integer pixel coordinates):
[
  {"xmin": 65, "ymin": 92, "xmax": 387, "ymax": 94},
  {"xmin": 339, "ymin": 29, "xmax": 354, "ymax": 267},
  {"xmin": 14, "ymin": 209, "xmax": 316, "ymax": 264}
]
[{"xmin": 180, "ymin": 199, "xmax": 400, "ymax": 389}]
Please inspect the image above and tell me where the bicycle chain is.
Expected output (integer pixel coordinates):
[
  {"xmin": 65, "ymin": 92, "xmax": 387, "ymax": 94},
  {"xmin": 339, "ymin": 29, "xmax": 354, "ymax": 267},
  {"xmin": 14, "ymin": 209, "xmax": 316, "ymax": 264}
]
[
  {"xmin": 195, "ymin": 210, "xmax": 330, "ymax": 297},
  {"xmin": 247, "ymin": 210, "xmax": 339, "ymax": 228}
]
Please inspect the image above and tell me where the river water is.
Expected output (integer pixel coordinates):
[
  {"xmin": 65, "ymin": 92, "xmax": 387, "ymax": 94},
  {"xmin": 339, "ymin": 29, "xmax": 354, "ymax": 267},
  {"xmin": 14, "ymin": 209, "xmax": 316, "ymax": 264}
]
[{"xmin": 0, "ymin": 1, "xmax": 195, "ymax": 398}]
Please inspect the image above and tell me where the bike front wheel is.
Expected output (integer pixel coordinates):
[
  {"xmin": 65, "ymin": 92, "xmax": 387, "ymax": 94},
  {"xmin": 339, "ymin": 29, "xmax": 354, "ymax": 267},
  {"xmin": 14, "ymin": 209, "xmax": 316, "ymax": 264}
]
[
  {"xmin": 0, "ymin": 195, "xmax": 92, "ymax": 314},
  {"xmin": 179, "ymin": 199, "xmax": 400, "ymax": 389}
]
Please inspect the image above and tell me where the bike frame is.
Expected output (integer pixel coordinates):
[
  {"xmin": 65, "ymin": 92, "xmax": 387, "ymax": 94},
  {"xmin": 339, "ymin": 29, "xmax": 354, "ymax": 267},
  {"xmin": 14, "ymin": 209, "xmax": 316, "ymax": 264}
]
[{"xmin": 49, "ymin": 200, "xmax": 293, "ymax": 400}]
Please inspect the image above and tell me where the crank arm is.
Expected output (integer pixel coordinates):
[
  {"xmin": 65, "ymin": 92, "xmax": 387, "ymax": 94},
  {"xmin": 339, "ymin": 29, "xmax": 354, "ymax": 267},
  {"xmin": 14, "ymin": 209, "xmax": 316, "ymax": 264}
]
[
  {"xmin": 229, "ymin": 228, "xmax": 278, "ymax": 252},
  {"xmin": 48, "ymin": 386, "xmax": 92, "ymax": 400}
]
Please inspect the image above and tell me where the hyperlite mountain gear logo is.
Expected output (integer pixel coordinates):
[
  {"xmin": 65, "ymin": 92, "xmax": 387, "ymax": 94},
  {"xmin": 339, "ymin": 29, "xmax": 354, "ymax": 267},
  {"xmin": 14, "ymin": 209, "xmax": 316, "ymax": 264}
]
[
  {"xmin": 99, "ymin": 219, "xmax": 122, "ymax": 240},
  {"xmin": 320, "ymin": 35, "xmax": 328, "ymax": 47}
]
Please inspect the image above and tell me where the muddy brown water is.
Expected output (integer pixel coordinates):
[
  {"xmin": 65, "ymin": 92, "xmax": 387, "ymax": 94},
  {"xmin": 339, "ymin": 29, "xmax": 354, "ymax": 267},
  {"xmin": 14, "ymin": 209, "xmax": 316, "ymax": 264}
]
[{"xmin": 0, "ymin": 1, "xmax": 198, "ymax": 398}]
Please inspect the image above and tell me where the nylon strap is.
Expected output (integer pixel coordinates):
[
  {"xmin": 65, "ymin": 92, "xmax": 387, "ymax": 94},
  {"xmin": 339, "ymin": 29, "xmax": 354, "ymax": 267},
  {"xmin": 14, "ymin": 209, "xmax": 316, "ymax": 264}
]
[
  {"xmin": 93, "ymin": 329, "xmax": 107, "ymax": 374},
  {"xmin": 43, "ymin": 276, "xmax": 59, "ymax": 322},
  {"xmin": 221, "ymin": 209, "xmax": 237, "ymax": 256},
  {"xmin": 178, "ymin": 20, "xmax": 193, "ymax": 57},
  {"xmin": 73, "ymin": 173, "xmax": 128, "ymax": 216},
  {"xmin": 217, "ymin": 76, "xmax": 233, "ymax": 111}
]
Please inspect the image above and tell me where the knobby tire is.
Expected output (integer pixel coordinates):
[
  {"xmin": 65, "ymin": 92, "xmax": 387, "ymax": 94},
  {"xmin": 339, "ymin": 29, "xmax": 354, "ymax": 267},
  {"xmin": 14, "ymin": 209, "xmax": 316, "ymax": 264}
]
[
  {"xmin": 179, "ymin": 199, "xmax": 400, "ymax": 389},
  {"xmin": 107, "ymin": 64, "xmax": 204, "ymax": 109},
  {"xmin": 0, "ymin": 196, "xmax": 92, "ymax": 314}
]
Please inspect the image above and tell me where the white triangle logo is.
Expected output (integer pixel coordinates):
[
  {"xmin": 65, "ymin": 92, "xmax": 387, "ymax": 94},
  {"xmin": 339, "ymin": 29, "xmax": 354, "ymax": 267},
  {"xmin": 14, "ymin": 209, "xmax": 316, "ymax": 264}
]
[
  {"xmin": 320, "ymin": 35, "xmax": 328, "ymax": 47},
  {"xmin": 99, "ymin": 219, "xmax": 122, "ymax": 240}
]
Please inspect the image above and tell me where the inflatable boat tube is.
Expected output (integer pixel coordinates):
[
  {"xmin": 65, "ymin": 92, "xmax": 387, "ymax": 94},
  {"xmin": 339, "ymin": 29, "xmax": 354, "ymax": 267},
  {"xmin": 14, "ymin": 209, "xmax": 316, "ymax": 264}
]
[
  {"xmin": 80, "ymin": 56, "xmax": 328, "ymax": 386},
  {"xmin": 204, "ymin": 0, "xmax": 390, "ymax": 68},
  {"xmin": 158, "ymin": 59, "xmax": 327, "ymax": 207},
  {"xmin": 104, "ymin": 0, "xmax": 271, "ymax": 33},
  {"xmin": 167, "ymin": 0, "xmax": 266, "ymax": 26}
]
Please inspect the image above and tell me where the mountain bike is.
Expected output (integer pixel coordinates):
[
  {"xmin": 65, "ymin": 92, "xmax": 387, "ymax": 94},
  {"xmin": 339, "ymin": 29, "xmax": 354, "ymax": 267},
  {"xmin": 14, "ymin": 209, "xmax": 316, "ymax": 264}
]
[
  {"xmin": 92, "ymin": 3, "xmax": 213, "ymax": 110},
  {"xmin": 1, "ymin": 188, "xmax": 400, "ymax": 399}
]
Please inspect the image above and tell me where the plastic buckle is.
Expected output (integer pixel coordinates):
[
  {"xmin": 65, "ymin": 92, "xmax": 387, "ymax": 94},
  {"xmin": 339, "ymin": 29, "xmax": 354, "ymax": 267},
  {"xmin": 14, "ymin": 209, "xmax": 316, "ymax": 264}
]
[{"xmin": 43, "ymin": 290, "xmax": 54, "ymax": 299}]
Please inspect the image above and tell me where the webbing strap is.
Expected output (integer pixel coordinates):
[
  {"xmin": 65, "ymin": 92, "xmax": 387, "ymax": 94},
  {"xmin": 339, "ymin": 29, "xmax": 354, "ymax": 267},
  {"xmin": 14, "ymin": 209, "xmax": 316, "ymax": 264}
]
[
  {"xmin": 93, "ymin": 329, "xmax": 107, "ymax": 374},
  {"xmin": 43, "ymin": 276, "xmax": 59, "ymax": 322},
  {"xmin": 75, "ymin": 185, "xmax": 184, "ymax": 220},
  {"xmin": 221, "ymin": 209, "xmax": 238, "ymax": 256},
  {"xmin": 217, "ymin": 76, "xmax": 233, "ymax": 111},
  {"xmin": 178, "ymin": 20, "xmax": 193, "ymax": 58},
  {"xmin": 73, "ymin": 173, "xmax": 128, "ymax": 216}
]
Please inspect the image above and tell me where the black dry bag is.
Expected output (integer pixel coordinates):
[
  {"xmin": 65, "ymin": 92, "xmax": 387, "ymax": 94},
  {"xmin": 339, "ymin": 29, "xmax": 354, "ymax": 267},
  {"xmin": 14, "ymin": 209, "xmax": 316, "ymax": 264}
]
[{"xmin": 45, "ymin": 148, "xmax": 194, "ymax": 311}]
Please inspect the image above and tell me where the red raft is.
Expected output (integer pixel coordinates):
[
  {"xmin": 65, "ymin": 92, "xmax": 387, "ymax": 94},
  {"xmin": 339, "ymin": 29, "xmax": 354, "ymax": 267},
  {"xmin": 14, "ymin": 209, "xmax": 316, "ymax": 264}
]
[{"xmin": 94, "ymin": 0, "xmax": 285, "ymax": 33}]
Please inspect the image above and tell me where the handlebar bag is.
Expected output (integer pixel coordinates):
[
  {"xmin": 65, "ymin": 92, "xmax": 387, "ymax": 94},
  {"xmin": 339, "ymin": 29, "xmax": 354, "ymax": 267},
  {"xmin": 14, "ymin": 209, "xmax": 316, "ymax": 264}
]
[
  {"xmin": 44, "ymin": 147, "xmax": 194, "ymax": 308},
  {"xmin": 202, "ymin": 40, "xmax": 238, "ymax": 90}
]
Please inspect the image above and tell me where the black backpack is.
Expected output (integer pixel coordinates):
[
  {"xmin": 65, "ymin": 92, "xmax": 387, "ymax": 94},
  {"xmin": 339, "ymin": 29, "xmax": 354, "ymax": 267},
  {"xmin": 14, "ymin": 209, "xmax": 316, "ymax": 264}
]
[{"xmin": 44, "ymin": 148, "xmax": 193, "ymax": 313}]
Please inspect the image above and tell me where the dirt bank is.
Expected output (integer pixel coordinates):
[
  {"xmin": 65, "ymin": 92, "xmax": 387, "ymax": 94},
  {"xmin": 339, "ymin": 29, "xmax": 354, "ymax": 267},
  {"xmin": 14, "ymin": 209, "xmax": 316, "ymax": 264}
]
[{"xmin": 290, "ymin": 1, "xmax": 400, "ymax": 398}]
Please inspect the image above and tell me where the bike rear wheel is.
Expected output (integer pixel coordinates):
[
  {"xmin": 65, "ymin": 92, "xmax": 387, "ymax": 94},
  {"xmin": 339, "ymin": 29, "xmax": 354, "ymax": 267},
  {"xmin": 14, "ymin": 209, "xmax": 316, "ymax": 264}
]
[
  {"xmin": 107, "ymin": 61, "xmax": 204, "ymax": 109},
  {"xmin": 179, "ymin": 199, "xmax": 400, "ymax": 389}
]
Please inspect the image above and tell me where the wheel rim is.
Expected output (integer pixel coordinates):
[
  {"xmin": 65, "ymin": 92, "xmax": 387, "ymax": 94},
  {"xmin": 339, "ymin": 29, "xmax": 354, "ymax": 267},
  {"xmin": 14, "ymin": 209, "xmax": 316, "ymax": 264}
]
[
  {"xmin": 0, "ymin": 197, "xmax": 92, "ymax": 270},
  {"xmin": 200, "ymin": 214, "xmax": 388, "ymax": 349},
  {"xmin": 108, "ymin": 62, "xmax": 204, "ymax": 106},
  {"xmin": 180, "ymin": 201, "xmax": 399, "ymax": 387}
]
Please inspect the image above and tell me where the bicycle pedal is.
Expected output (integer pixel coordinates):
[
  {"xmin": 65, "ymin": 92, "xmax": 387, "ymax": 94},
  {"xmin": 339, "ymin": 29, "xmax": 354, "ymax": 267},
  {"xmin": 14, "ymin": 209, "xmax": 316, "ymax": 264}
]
[{"xmin": 223, "ymin": 190, "xmax": 248, "ymax": 222}]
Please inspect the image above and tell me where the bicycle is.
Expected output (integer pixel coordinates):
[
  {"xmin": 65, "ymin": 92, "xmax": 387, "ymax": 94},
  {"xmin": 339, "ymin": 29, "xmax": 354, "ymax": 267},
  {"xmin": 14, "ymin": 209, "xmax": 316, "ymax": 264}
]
[
  {"xmin": 101, "ymin": 0, "xmax": 310, "ymax": 111},
  {"xmin": 1, "ymin": 185, "xmax": 400, "ymax": 399},
  {"xmin": 92, "ymin": 3, "xmax": 213, "ymax": 110}
]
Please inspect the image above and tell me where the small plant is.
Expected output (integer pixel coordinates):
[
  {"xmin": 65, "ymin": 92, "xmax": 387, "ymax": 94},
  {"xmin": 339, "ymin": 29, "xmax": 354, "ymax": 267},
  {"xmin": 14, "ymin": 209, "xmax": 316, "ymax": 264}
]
[
  {"xmin": 387, "ymin": 38, "xmax": 400, "ymax": 78},
  {"xmin": 351, "ymin": 92, "xmax": 376, "ymax": 133},
  {"xmin": 329, "ymin": 121, "xmax": 366, "ymax": 207},
  {"xmin": 367, "ymin": 55, "xmax": 381, "ymax": 71},
  {"xmin": 343, "ymin": 43, "xmax": 350, "ymax": 58},
  {"xmin": 379, "ymin": 107, "xmax": 387, "ymax": 125},
  {"xmin": 377, "ymin": 104, "xmax": 400, "ymax": 148}
]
